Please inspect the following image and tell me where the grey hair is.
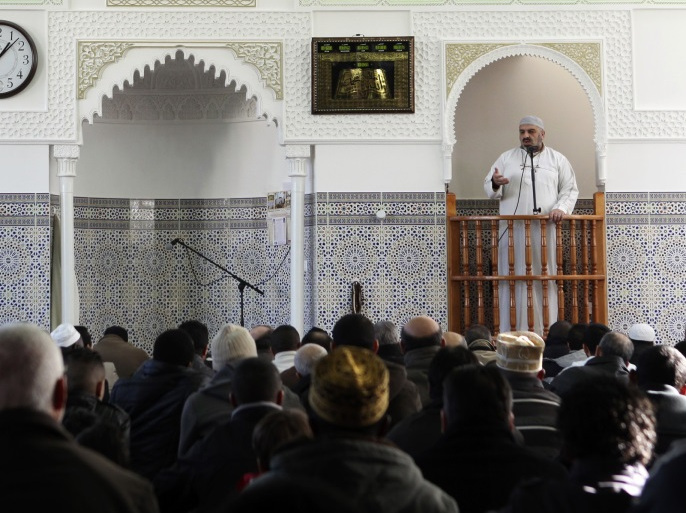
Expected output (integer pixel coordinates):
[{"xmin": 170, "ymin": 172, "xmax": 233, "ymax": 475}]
[
  {"xmin": 599, "ymin": 331, "xmax": 634, "ymax": 363},
  {"xmin": 374, "ymin": 320, "xmax": 398, "ymax": 346},
  {"xmin": 0, "ymin": 323, "xmax": 64, "ymax": 415},
  {"xmin": 294, "ymin": 343, "xmax": 327, "ymax": 377}
]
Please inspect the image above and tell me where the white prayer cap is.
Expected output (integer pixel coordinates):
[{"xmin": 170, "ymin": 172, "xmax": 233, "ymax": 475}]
[
  {"xmin": 50, "ymin": 323, "xmax": 81, "ymax": 348},
  {"xmin": 628, "ymin": 323, "xmax": 656, "ymax": 343},
  {"xmin": 519, "ymin": 115, "xmax": 545, "ymax": 130}
]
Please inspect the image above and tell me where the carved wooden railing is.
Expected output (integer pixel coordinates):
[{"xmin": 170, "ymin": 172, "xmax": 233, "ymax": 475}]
[{"xmin": 447, "ymin": 193, "xmax": 607, "ymax": 337}]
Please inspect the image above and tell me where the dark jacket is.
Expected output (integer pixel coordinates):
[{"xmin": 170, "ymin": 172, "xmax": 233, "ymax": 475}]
[
  {"xmin": 110, "ymin": 359, "xmax": 208, "ymax": 481},
  {"xmin": 641, "ymin": 384, "xmax": 686, "ymax": 456},
  {"xmin": 504, "ymin": 372, "xmax": 562, "ymax": 459},
  {"xmin": 178, "ymin": 361, "xmax": 303, "ymax": 456},
  {"xmin": 0, "ymin": 408, "xmax": 158, "ymax": 513},
  {"xmin": 191, "ymin": 354, "xmax": 214, "ymax": 379},
  {"xmin": 386, "ymin": 399, "xmax": 443, "ymax": 458},
  {"xmin": 404, "ymin": 346, "xmax": 441, "ymax": 407},
  {"xmin": 550, "ymin": 356, "xmax": 629, "ymax": 397},
  {"xmin": 378, "ymin": 343, "xmax": 406, "ymax": 367},
  {"xmin": 415, "ymin": 424, "xmax": 568, "ymax": 513},
  {"xmin": 502, "ymin": 458, "xmax": 648, "ymax": 513},
  {"xmin": 155, "ymin": 403, "xmax": 281, "ymax": 513},
  {"xmin": 385, "ymin": 360, "xmax": 422, "ymax": 428},
  {"xmin": 635, "ymin": 442, "xmax": 686, "ymax": 513},
  {"xmin": 238, "ymin": 435, "xmax": 458, "ymax": 513},
  {"xmin": 63, "ymin": 390, "xmax": 131, "ymax": 437}
]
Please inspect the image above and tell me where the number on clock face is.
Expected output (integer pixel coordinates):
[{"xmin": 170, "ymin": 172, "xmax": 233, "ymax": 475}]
[{"xmin": 0, "ymin": 21, "xmax": 38, "ymax": 98}]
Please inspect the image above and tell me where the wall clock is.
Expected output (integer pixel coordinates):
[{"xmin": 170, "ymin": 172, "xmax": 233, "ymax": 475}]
[{"xmin": 0, "ymin": 21, "xmax": 38, "ymax": 98}]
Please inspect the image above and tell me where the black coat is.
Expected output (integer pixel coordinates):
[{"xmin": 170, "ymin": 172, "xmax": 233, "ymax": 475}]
[
  {"xmin": 415, "ymin": 425, "xmax": 568, "ymax": 513},
  {"xmin": 154, "ymin": 403, "xmax": 282, "ymax": 513},
  {"xmin": 0, "ymin": 408, "xmax": 158, "ymax": 513},
  {"xmin": 111, "ymin": 360, "xmax": 208, "ymax": 480}
]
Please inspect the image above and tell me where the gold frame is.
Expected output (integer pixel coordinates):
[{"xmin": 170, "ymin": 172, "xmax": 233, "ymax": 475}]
[{"xmin": 311, "ymin": 37, "xmax": 414, "ymax": 114}]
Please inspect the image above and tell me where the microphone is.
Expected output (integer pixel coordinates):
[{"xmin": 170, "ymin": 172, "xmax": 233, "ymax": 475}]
[
  {"xmin": 165, "ymin": 238, "xmax": 181, "ymax": 251},
  {"xmin": 526, "ymin": 145, "xmax": 538, "ymax": 155}
]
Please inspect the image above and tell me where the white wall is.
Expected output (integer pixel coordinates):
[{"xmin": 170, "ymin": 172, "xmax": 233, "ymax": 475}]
[
  {"xmin": 452, "ymin": 55, "xmax": 596, "ymax": 200},
  {"xmin": 633, "ymin": 9, "xmax": 686, "ymax": 111},
  {"xmin": 75, "ymin": 120, "xmax": 287, "ymax": 199},
  {"xmin": 606, "ymin": 141, "xmax": 686, "ymax": 192},
  {"xmin": 0, "ymin": 145, "xmax": 49, "ymax": 192},
  {"xmin": 314, "ymin": 143, "xmax": 444, "ymax": 192},
  {"xmin": 312, "ymin": 11, "xmax": 411, "ymax": 37}
]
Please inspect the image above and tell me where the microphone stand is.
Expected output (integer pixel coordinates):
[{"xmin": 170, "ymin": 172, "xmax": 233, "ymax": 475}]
[
  {"xmin": 529, "ymin": 148, "xmax": 542, "ymax": 215},
  {"xmin": 172, "ymin": 239, "xmax": 264, "ymax": 327}
]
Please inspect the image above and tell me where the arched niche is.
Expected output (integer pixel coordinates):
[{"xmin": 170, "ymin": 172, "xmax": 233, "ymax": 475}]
[
  {"xmin": 444, "ymin": 43, "xmax": 606, "ymax": 198},
  {"xmin": 77, "ymin": 42, "xmax": 283, "ymax": 134}
]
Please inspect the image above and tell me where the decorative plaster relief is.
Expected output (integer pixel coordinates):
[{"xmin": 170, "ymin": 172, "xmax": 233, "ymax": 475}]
[
  {"xmin": 0, "ymin": 11, "xmax": 307, "ymax": 141},
  {"xmin": 2, "ymin": 9, "xmax": 684, "ymax": 142},
  {"xmin": 0, "ymin": 0, "xmax": 62, "ymax": 5},
  {"xmin": 443, "ymin": 42, "xmax": 605, "ymax": 151},
  {"xmin": 108, "ymin": 0, "xmax": 255, "ymax": 5},
  {"xmin": 445, "ymin": 43, "xmax": 516, "ymax": 99},
  {"xmin": 538, "ymin": 43, "xmax": 602, "ymax": 94},
  {"xmin": 416, "ymin": 10, "xmax": 686, "ymax": 140},
  {"xmin": 300, "ymin": 0, "xmax": 686, "ymax": 4},
  {"xmin": 446, "ymin": 42, "xmax": 601, "ymax": 98},
  {"xmin": 78, "ymin": 41, "xmax": 282, "ymax": 101},
  {"xmin": 78, "ymin": 42, "xmax": 136, "ymax": 100}
]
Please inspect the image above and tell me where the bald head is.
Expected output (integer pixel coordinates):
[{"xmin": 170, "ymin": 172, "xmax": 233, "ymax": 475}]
[
  {"xmin": 443, "ymin": 331, "xmax": 467, "ymax": 349},
  {"xmin": 401, "ymin": 316, "xmax": 443, "ymax": 353},
  {"xmin": 0, "ymin": 323, "xmax": 66, "ymax": 420}
]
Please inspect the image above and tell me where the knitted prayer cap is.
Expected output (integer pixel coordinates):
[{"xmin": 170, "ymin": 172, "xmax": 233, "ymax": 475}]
[
  {"xmin": 495, "ymin": 331, "xmax": 545, "ymax": 373},
  {"xmin": 519, "ymin": 115, "xmax": 544, "ymax": 130},
  {"xmin": 50, "ymin": 323, "xmax": 81, "ymax": 348},
  {"xmin": 628, "ymin": 323, "xmax": 656, "ymax": 343},
  {"xmin": 309, "ymin": 346, "xmax": 389, "ymax": 428},
  {"xmin": 210, "ymin": 323, "xmax": 257, "ymax": 370}
]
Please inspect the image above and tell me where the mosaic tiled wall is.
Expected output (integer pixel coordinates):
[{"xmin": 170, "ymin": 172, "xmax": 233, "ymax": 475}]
[
  {"xmin": 73, "ymin": 196, "xmax": 291, "ymax": 354},
  {"xmin": 0, "ymin": 194, "xmax": 51, "ymax": 329},
  {"xmin": 314, "ymin": 192, "xmax": 448, "ymax": 333},
  {"xmin": 606, "ymin": 193, "xmax": 686, "ymax": 346},
  {"xmin": 10, "ymin": 191, "xmax": 678, "ymax": 348}
]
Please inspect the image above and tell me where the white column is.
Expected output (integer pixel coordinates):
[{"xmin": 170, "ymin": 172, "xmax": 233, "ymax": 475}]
[
  {"xmin": 286, "ymin": 145, "xmax": 311, "ymax": 336},
  {"xmin": 596, "ymin": 144, "xmax": 607, "ymax": 190},
  {"xmin": 53, "ymin": 144, "xmax": 80, "ymax": 324},
  {"xmin": 443, "ymin": 142, "xmax": 454, "ymax": 185}
]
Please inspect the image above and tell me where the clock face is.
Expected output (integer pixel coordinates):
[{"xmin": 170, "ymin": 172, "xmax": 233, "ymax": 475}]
[{"xmin": 0, "ymin": 21, "xmax": 38, "ymax": 98}]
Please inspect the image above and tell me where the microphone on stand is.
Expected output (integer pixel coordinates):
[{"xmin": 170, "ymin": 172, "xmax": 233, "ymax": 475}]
[
  {"xmin": 165, "ymin": 238, "xmax": 182, "ymax": 251},
  {"xmin": 526, "ymin": 145, "xmax": 539, "ymax": 155}
]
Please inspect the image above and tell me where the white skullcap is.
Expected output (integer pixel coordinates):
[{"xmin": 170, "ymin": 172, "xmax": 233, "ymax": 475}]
[
  {"xmin": 628, "ymin": 323, "xmax": 656, "ymax": 343},
  {"xmin": 210, "ymin": 324, "xmax": 257, "ymax": 370},
  {"xmin": 519, "ymin": 116, "xmax": 545, "ymax": 130},
  {"xmin": 50, "ymin": 323, "xmax": 81, "ymax": 348}
]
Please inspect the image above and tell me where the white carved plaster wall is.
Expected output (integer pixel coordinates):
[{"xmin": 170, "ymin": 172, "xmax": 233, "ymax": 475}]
[
  {"xmin": 443, "ymin": 43, "xmax": 606, "ymax": 151},
  {"xmin": 79, "ymin": 45, "xmax": 277, "ymax": 129},
  {"xmin": 1, "ymin": 10, "xmax": 685, "ymax": 143},
  {"xmin": 0, "ymin": 11, "xmax": 308, "ymax": 142},
  {"xmin": 413, "ymin": 10, "xmax": 686, "ymax": 140}
]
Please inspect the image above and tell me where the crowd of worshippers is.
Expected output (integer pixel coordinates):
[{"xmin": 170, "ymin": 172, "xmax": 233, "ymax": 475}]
[{"xmin": 3, "ymin": 316, "xmax": 686, "ymax": 513}]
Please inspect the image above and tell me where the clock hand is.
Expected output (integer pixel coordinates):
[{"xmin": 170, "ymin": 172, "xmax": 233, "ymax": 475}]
[{"xmin": 0, "ymin": 37, "xmax": 19, "ymax": 60}]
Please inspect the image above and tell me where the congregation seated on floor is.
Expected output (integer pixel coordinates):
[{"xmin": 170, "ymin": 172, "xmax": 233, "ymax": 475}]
[{"xmin": 2, "ymin": 314, "xmax": 683, "ymax": 513}]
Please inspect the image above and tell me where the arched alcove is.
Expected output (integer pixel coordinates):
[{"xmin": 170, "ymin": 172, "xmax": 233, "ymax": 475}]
[
  {"xmin": 444, "ymin": 43, "xmax": 605, "ymax": 199},
  {"xmin": 452, "ymin": 55, "xmax": 596, "ymax": 200},
  {"xmin": 72, "ymin": 48, "xmax": 289, "ymax": 352},
  {"xmin": 76, "ymin": 49, "xmax": 285, "ymax": 199}
]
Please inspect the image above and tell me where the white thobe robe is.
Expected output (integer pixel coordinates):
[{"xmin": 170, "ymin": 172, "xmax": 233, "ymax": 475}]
[{"xmin": 484, "ymin": 146, "xmax": 578, "ymax": 334}]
